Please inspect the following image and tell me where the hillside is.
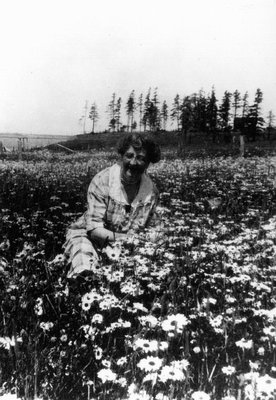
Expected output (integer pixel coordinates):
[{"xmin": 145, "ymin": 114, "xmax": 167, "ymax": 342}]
[{"xmin": 49, "ymin": 130, "xmax": 276, "ymax": 157}]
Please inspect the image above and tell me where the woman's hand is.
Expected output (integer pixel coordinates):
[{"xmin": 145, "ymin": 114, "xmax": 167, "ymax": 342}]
[{"xmin": 114, "ymin": 232, "xmax": 128, "ymax": 242}]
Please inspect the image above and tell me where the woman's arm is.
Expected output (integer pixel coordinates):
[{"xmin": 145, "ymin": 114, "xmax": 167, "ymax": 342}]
[{"xmin": 88, "ymin": 227, "xmax": 127, "ymax": 247}]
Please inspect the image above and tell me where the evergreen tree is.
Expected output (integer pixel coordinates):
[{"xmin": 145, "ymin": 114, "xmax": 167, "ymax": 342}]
[
  {"xmin": 218, "ymin": 91, "xmax": 232, "ymax": 130},
  {"xmin": 242, "ymin": 91, "xmax": 249, "ymax": 118},
  {"xmin": 267, "ymin": 110, "xmax": 275, "ymax": 128},
  {"xmin": 143, "ymin": 88, "xmax": 151, "ymax": 131},
  {"xmin": 88, "ymin": 103, "xmax": 99, "ymax": 133},
  {"xmin": 142, "ymin": 88, "xmax": 160, "ymax": 132},
  {"xmin": 171, "ymin": 94, "xmax": 181, "ymax": 131},
  {"xmin": 138, "ymin": 93, "xmax": 143, "ymax": 132},
  {"xmin": 179, "ymin": 96, "xmax": 193, "ymax": 149},
  {"xmin": 160, "ymin": 100, "xmax": 168, "ymax": 130},
  {"xmin": 115, "ymin": 97, "xmax": 122, "ymax": 132},
  {"xmin": 194, "ymin": 90, "xmax": 207, "ymax": 132},
  {"xmin": 151, "ymin": 87, "xmax": 160, "ymax": 131},
  {"xmin": 246, "ymin": 88, "xmax": 264, "ymax": 140},
  {"xmin": 126, "ymin": 90, "xmax": 136, "ymax": 132},
  {"xmin": 266, "ymin": 110, "xmax": 275, "ymax": 140},
  {"xmin": 107, "ymin": 93, "xmax": 116, "ymax": 132},
  {"xmin": 232, "ymin": 90, "xmax": 241, "ymax": 128},
  {"xmin": 206, "ymin": 87, "xmax": 218, "ymax": 131}
]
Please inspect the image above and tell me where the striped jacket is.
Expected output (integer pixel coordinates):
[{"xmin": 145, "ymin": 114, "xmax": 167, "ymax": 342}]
[{"xmin": 69, "ymin": 163, "xmax": 159, "ymax": 234}]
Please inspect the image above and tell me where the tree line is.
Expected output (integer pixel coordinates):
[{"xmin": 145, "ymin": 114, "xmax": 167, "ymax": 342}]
[{"xmin": 86, "ymin": 87, "xmax": 275, "ymax": 141}]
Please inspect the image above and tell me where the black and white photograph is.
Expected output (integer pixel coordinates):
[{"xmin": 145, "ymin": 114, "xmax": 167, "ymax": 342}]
[{"xmin": 1, "ymin": 0, "xmax": 276, "ymax": 399}]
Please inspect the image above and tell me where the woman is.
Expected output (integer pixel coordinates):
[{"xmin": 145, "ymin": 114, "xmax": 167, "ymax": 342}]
[{"xmin": 64, "ymin": 133, "xmax": 162, "ymax": 278}]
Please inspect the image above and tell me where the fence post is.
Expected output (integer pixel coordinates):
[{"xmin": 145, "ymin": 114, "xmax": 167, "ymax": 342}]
[
  {"xmin": 239, "ymin": 134, "xmax": 245, "ymax": 157},
  {"xmin": 18, "ymin": 139, "xmax": 23, "ymax": 161}
]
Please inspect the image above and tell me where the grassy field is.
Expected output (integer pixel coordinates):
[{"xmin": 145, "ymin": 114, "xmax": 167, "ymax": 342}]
[{"xmin": 1, "ymin": 146, "xmax": 276, "ymax": 399}]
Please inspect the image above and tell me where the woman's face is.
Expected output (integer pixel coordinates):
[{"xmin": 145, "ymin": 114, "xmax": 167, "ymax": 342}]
[{"xmin": 121, "ymin": 145, "xmax": 149, "ymax": 182}]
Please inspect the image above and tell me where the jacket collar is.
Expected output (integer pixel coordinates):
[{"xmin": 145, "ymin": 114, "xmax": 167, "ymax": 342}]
[{"xmin": 109, "ymin": 163, "xmax": 153, "ymax": 205}]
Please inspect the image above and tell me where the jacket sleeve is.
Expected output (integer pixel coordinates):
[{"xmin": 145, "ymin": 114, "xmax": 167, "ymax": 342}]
[{"xmin": 85, "ymin": 170, "xmax": 109, "ymax": 232}]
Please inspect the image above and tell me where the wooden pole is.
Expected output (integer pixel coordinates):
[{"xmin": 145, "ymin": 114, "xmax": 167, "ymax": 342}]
[{"xmin": 56, "ymin": 143, "xmax": 75, "ymax": 153}]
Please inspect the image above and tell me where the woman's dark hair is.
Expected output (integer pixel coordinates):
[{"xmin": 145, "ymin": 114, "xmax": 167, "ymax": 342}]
[{"xmin": 117, "ymin": 133, "xmax": 161, "ymax": 164}]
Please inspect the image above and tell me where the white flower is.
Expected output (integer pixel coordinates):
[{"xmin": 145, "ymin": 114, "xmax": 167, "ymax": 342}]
[
  {"xmin": 94, "ymin": 346, "xmax": 103, "ymax": 360},
  {"xmin": 102, "ymin": 359, "xmax": 111, "ymax": 368},
  {"xmin": 191, "ymin": 391, "xmax": 211, "ymax": 400},
  {"xmin": 133, "ymin": 338, "xmax": 159, "ymax": 353},
  {"xmin": 127, "ymin": 391, "xmax": 150, "ymax": 400},
  {"xmin": 35, "ymin": 305, "xmax": 43, "ymax": 316},
  {"xmin": 97, "ymin": 368, "xmax": 117, "ymax": 383},
  {"xmin": 235, "ymin": 338, "xmax": 253, "ymax": 349},
  {"xmin": 202, "ymin": 297, "xmax": 217, "ymax": 307},
  {"xmin": 103, "ymin": 243, "xmax": 121, "ymax": 261},
  {"xmin": 50, "ymin": 254, "xmax": 65, "ymax": 264},
  {"xmin": 159, "ymin": 365, "xmax": 185, "ymax": 382},
  {"xmin": 222, "ymin": 365, "xmax": 236, "ymax": 375},
  {"xmin": 60, "ymin": 334, "xmax": 67, "ymax": 342},
  {"xmin": 133, "ymin": 302, "xmax": 148, "ymax": 313},
  {"xmin": 116, "ymin": 377, "xmax": 127, "ymax": 387},
  {"xmin": 193, "ymin": 346, "xmax": 201, "ymax": 354},
  {"xmin": 81, "ymin": 325, "xmax": 95, "ymax": 339},
  {"xmin": 0, "ymin": 336, "xmax": 17, "ymax": 350},
  {"xmin": 0, "ymin": 395, "xmax": 21, "ymax": 400},
  {"xmin": 263, "ymin": 326, "xmax": 276, "ymax": 337},
  {"xmin": 257, "ymin": 374, "xmax": 276, "ymax": 393},
  {"xmin": 137, "ymin": 356, "xmax": 163, "ymax": 372},
  {"xmin": 209, "ymin": 315, "xmax": 223, "ymax": 328},
  {"xmin": 117, "ymin": 356, "xmax": 127, "ymax": 366},
  {"xmin": 158, "ymin": 341, "xmax": 169, "ymax": 351},
  {"xmin": 161, "ymin": 314, "xmax": 189, "ymax": 334},
  {"xmin": 40, "ymin": 321, "xmax": 54, "ymax": 331},
  {"xmin": 155, "ymin": 394, "xmax": 170, "ymax": 400},
  {"xmin": 142, "ymin": 372, "xmax": 158, "ymax": 384},
  {"xmin": 36, "ymin": 297, "xmax": 43, "ymax": 306},
  {"xmin": 109, "ymin": 270, "xmax": 124, "ymax": 282},
  {"xmin": 249, "ymin": 360, "xmax": 260, "ymax": 370},
  {"xmin": 92, "ymin": 313, "xmax": 103, "ymax": 324},
  {"xmin": 138, "ymin": 315, "xmax": 158, "ymax": 328},
  {"xmin": 171, "ymin": 359, "xmax": 189, "ymax": 371}
]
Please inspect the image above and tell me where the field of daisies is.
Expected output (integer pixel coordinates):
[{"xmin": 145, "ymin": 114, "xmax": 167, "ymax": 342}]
[{"xmin": 1, "ymin": 147, "xmax": 276, "ymax": 400}]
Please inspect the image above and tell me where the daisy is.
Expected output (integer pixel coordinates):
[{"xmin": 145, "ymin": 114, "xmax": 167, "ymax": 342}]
[
  {"xmin": 155, "ymin": 394, "xmax": 170, "ymax": 400},
  {"xmin": 137, "ymin": 356, "xmax": 163, "ymax": 372},
  {"xmin": 138, "ymin": 315, "xmax": 158, "ymax": 328},
  {"xmin": 81, "ymin": 301, "xmax": 91, "ymax": 312},
  {"xmin": 263, "ymin": 326, "xmax": 276, "ymax": 337},
  {"xmin": 92, "ymin": 313, "xmax": 103, "ymax": 324},
  {"xmin": 171, "ymin": 359, "xmax": 189, "ymax": 371},
  {"xmin": 133, "ymin": 302, "xmax": 148, "ymax": 313},
  {"xmin": 161, "ymin": 314, "xmax": 189, "ymax": 334},
  {"xmin": 191, "ymin": 391, "xmax": 211, "ymax": 400},
  {"xmin": 109, "ymin": 270, "xmax": 124, "ymax": 282},
  {"xmin": 235, "ymin": 338, "xmax": 253, "ymax": 349},
  {"xmin": 102, "ymin": 359, "xmax": 111, "ymax": 368},
  {"xmin": 116, "ymin": 377, "xmax": 127, "ymax": 387},
  {"xmin": 193, "ymin": 346, "xmax": 201, "ymax": 354},
  {"xmin": 94, "ymin": 346, "xmax": 103, "ymax": 360},
  {"xmin": 159, "ymin": 365, "xmax": 185, "ymax": 382},
  {"xmin": 60, "ymin": 334, "xmax": 68, "ymax": 342},
  {"xmin": 97, "ymin": 368, "xmax": 116, "ymax": 383},
  {"xmin": 222, "ymin": 365, "xmax": 236, "ymax": 375},
  {"xmin": 117, "ymin": 356, "xmax": 127, "ymax": 366},
  {"xmin": 158, "ymin": 341, "xmax": 169, "ymax": 351},
  {"xmin": 142, "ymin": 372, "xmax": 158, "ymax": 384},
  {"xmin": 103, "ymin": 244, "xmax": 121, "ymax": 261}
]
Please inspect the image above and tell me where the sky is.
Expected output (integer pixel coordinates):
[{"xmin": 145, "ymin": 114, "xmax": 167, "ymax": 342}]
[{"xmin": 0, "ymin": 0, "xmax": 275, "ymax": 135}]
